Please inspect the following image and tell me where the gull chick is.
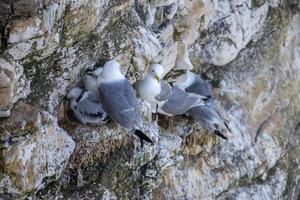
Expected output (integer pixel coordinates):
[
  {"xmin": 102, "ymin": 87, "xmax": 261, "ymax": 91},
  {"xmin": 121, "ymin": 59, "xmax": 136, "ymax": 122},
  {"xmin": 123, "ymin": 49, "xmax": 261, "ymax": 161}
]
[
  {"xmin": 67, "ymin": 87, "xmax": 108, "ymax": 125},
  {"xmin": 97, "ymin": 60, "xmax": 153, "ymax": 147},
  {"xmin": 84, "ymin": 67, "xmax": 103, "ymax": 97}
]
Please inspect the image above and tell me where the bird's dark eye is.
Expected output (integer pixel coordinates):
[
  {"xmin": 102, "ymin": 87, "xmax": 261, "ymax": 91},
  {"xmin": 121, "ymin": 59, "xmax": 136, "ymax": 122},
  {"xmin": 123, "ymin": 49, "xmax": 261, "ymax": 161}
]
[{"xmin": 152, "ymin": 70, "xmax": 154, "ymax": 72}]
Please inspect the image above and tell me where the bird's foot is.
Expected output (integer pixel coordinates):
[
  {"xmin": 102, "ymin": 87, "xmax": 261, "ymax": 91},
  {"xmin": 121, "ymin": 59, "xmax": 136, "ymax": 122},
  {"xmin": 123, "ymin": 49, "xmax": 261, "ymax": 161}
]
[{"xmin": 151, "ymin": 113, "xmax": 158, "ymax": 122}]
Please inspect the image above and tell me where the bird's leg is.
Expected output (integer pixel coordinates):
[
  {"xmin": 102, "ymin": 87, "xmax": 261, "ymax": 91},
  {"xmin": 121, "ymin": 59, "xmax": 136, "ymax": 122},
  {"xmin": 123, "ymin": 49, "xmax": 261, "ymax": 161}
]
[
  {"xmin": 140, "ymin": 138, "xmax": 144, "ymax": 149},
  {"xmin": 151, "ymin": 104, "xmax": 159, "ymax": 122}
]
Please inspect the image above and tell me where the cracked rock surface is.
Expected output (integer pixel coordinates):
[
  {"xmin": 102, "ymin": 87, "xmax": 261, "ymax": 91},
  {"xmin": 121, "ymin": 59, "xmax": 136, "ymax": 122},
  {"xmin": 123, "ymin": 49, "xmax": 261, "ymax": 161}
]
[{"xmin": 0, "ymin": 0, "xmax": 300, "ymax": 199}]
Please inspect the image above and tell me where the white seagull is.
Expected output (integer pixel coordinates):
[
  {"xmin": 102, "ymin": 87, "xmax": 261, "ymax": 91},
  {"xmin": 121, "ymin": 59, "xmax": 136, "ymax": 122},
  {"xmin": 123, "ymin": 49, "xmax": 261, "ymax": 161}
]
[
  {"xmin": 97, "ymin": 60, "xmax": 153, "ymax": 147},
  {"xmin": 67, "ymin": 87, "xmax": 108, "ymax": 125},
  {"xmin": 137, "ymin": 64, "xmax": 171, "ymax": 106}
]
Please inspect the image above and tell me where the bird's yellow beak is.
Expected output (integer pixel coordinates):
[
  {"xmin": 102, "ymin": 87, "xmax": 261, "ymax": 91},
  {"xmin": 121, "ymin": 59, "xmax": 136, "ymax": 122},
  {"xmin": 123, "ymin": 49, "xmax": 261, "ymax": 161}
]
[{"xmin": 155, "ymin": 75, "xmax": 160, "ymax": 82}]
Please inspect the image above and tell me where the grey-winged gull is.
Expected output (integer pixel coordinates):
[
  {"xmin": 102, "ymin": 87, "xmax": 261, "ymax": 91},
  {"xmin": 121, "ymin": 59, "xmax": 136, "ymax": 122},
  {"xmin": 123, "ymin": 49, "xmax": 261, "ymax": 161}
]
[
  {"xmin": 137, "ymin": 64, "xmax": 171, "ymax": 106},
  {"xmin": 174, "ymin": 71, "xmax": 213, "ymax": 98},
  {"xmin": 97, "ymin": 60, "xmax": 153, "ymax": 147},
  {"xmin": 67, "ymin": 87, "xmax": 108, "ymax": 125},
  {"xmin": 175, "ymin": 71, "xmax": 231, "ymax": 140},
  {"xmin": 185, "ymin": 106, "xmax": 229, "ymax": 140},
  {"xmin": 137, "ymin": 64, "xmax": 208, "ymax": 116},
  {"xmin": 158, "ymin": 86, "xmax": 208, "ymax": 116}
]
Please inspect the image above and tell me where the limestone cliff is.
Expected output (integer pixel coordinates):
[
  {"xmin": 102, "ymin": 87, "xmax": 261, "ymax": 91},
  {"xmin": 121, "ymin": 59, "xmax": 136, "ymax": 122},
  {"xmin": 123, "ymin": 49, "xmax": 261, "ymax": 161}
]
[{"xmin": 0, "ymin": 0, "xmax": 300, "ymax": 199}]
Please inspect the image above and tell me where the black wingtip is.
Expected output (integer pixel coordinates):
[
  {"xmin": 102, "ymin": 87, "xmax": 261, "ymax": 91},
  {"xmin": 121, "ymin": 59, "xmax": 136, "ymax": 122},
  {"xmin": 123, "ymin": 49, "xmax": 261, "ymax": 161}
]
[
  {"xmin": 224, "ymin": 122, "xmax": 232, "ymax": 133},
  {"xmin": 134, "ymin": 130, "xmax": 154, "ymax": 148},
  {"xmin": 213, "ymin": 130, "xmax": 228, "ymax": 140}
]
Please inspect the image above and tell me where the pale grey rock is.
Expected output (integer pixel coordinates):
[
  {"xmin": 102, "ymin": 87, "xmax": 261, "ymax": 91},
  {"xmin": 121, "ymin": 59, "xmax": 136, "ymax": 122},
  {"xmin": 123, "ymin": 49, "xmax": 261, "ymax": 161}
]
[
  {"xmin": 0, "ymin": 0, "xmax": 300, "ymax": 199},
  {"xmin": 155, "ymin": 134, "xmax": 183, "ymax": 170},
  {"xmin": 219, "ymin": 168, "xmax": 287, "ymax": 200},
  {"xmin": 0, "ymin": 56, "xmax": 29, "ymax": 117},
  {"xmin": 190, "ymin": 0, "xmax": 269, "ymax": 66},
  {"xmin": 0, "ymin": 111, "xmax": 75, "ymax": 198},
  {"xmin": 153, "ymin": 7, "xmax": 300, "ymax": 200}
]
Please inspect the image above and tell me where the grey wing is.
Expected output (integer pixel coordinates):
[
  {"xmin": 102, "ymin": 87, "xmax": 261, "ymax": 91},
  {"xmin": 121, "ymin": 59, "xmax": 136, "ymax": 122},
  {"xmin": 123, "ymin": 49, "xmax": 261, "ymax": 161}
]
[
  {"xmin": 123, "ymin": 79, "xmax": 143, "ymax": 126},
  {"xmin": 76, "ymin": 92, "xmax": 107, "ymax": 119},
  {"xmin": 155, "ymin": 80, "xmax": 172, "ymax": 101},
  {"xmin": 187, "ymin": 105, "xmax": 229, "ymax": 139},
  {"xmin": 186, "ymin": 75, "xmax": 213, "ymax": 97},
  {"xmin": 99, "ymin": 81, "xmax": 141, "ymax": 129},
  {"xmin": 187, "ymin": 105, "xmax": 224, "ymax": 129},
  {"xmin": 161, "ymin": 87, "xmax": 204, "ymax": 115},
  {"xmin": 123, "ymin": 80, "xmax": 139, "ymax": 110}
]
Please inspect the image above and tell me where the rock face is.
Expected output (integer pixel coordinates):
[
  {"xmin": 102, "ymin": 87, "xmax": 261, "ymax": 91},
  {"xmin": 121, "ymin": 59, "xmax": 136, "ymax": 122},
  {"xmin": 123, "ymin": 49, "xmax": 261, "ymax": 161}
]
[
  {"xmin": 0, "ymin": 103, "xmax": 75, "ymax": 198},
  {"xmin": 0, "ymin": 0, "xmax": 300, "ymax": 199},
  {"xmin": 0, "ymin": 56, "xmax": 29, "ymax": 117}
]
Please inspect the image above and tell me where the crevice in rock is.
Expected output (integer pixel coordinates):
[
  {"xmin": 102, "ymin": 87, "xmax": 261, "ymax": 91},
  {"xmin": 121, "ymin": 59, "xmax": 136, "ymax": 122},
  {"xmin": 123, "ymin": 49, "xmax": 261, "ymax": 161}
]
[
  {"xmin": 216, "ymin": 152, "xmax": 288, "ymax": 198},
  {"xmin": 254, "ymin": 116, "xmax": 272, "ymax": 143},
  {"xmin": 0, "ymin": 28, "xmax": 8, "ymax": 53}
]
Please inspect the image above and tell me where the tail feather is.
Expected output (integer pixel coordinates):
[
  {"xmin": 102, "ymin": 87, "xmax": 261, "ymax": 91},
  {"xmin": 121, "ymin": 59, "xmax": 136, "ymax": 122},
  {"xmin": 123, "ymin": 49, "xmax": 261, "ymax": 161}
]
[
  {"xmin": 134, "ymin": 130, "xmax": 154, "ymax": 148},
  {"xmin": 213, "ymin": 130, "xmax": 228, "ymax": 140},
  {"xmin": 224, "ymin": 122, "xmax": 231, "ymax": 133}
]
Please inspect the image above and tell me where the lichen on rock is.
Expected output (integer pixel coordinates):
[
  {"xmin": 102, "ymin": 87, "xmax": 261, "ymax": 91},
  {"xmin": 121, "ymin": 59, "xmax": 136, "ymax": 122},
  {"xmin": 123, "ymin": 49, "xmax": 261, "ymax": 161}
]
[{"xmin": 0, "ymin": 0, "xmax": 300, "ymax": 199}]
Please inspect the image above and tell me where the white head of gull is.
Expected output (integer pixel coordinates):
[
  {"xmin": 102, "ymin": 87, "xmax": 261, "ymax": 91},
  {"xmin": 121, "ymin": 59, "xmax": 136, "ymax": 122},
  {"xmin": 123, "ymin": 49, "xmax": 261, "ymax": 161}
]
[{"xmin": 99, "ymin": 60, "xmax": 124, "ymax": 83}]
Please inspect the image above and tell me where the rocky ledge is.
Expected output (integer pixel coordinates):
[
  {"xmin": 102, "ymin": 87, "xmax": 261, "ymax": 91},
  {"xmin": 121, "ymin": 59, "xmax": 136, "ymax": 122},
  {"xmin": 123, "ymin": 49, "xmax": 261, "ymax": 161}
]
[{"xmin": 0, "ymin": 0, "xmax": 300, "ymax": 199}]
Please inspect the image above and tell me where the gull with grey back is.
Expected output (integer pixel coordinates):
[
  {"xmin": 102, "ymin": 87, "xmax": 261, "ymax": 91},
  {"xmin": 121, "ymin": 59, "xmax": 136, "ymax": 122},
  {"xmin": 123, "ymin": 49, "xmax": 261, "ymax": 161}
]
[
  {"xmin": 175, "ymin": 71, "xmax": 231, "ymax": 140},
  {"xmin": 175, "ymin": 71, "xmax": 213, "ymax": 98},
  {"xmin": 137, "ymin": 64, "xmax": 208, "ymax": 117},
  {"xmin": 97, "ymin": 60, "xmax": 153, "ymax": 147}
]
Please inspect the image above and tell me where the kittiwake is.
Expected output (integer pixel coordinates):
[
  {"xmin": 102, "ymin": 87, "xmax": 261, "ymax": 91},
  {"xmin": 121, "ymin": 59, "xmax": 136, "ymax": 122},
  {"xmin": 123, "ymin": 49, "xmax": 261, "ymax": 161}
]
[
  {"xmin": 97, "ymin": 60, "xmax": 153, "ymax": 147},
  {"xmin": 136, "ymin": 64, "xmax": 208, "ymax": 116},
  {"xmin": 175, "ymin": 71, "xmax": 231, "ymax": 139},
  {"xmin": 185, "ymin": 105, "xmax": 229, "ymax": 140},
  {"xmin": 67, "ymin": 87, "xmax": 108, "ymax": 125},
  {"xmin": 158, "ymin": 86, "xmax": 208, "ymax": 116},
  {"xmin": 174, "ymin": 71, "xmax": 213, "ymax": 98},
  {"xmin": 137, "ymin": 63, "xmax": 171, "ymax": 106}
]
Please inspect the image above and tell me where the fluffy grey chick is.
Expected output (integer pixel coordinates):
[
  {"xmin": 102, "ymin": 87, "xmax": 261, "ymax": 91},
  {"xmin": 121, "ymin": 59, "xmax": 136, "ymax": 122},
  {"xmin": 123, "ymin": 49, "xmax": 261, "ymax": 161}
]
[
  {"xmin": 84, "ymin": 67, "xmax": 103, "ymax": 97},
  {"xmin": 67, "ymin": 87, "xmax": 108, "ymax": 125}
]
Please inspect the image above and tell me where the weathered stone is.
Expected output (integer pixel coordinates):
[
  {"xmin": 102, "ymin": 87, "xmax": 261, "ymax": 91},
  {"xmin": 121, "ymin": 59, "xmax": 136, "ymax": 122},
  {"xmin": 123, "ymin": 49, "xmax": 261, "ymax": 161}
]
[
  {"xmin": 153, "ymin": 6, "xmax": 300, "ymax": 200},
  {"xmin": 0, "ymin": 111, "xmax": 75, "ymax": 198},
  {"xmin": 0, "ymin": 103, "xmax": 39, "ymax": 142},
  {"xmin": 0, "ymin": 0, "xmax": 300, "ymax": 199},
  {"xmin": 0, "ymin": 56, "xmax": 29, "ymax": 117},
  {"xmin": 190, "ymin": 0, "xmax": 269, "ymax": 66},
  {"xmin": 0, "ymin": 71, "xmax": 13, "ymax": 109},
  {"xmin": 13, "ymin": 0, "xmax": 39, "ymax": 18}
]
